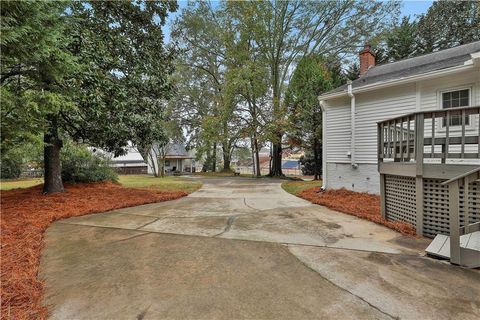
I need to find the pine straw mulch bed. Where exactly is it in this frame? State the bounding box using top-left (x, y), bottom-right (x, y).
top-left (298, 187), bottom-right (416, 236)
top-left (1, 182), bottom-right (187, 320)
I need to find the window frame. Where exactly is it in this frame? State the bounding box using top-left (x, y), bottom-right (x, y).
top-left (437, 86), bottom-right (473, 128)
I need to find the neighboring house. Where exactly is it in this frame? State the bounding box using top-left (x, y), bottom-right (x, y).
top-left (110, 143), bottom-right (194, 175)
top-left (149, 143), bottom-right (195, 174)
top-left (319, 41), bottom-right (480, 194)
top-left (109, 147), bottom-right (148, 174)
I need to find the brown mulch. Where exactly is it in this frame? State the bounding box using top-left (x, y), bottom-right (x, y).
top-left (0, 182), bottom-right (187, 320)
top-left (298, 187), bottom-right (416, 236)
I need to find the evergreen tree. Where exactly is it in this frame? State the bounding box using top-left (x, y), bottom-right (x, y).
top-left (285, 55), bottom-right (334, 180)
top-left (345, 62), bottom-right (360, 81)
top-left (417, 0), bottom-right (480, 54)
top-left (385, 16), bottom-right (418, 62)
top-left (1, 1), bottom-right (177, 193)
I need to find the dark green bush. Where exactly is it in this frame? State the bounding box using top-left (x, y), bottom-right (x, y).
top-left (0, 155), bottom-right (22, 179)
top-left (61, 143), bottom-right (117, 183)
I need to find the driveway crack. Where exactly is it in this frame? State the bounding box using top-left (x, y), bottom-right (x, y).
top-left (243, 198), bottom-right (258, 211)
top-left (286, 246), bottom-right (398, 320)
top-left (214, 215), bottom-right (238, 237)
top-left (136, 218), bottom-right (160, 230)
top-left (113, 232), bottom-right (150, 243)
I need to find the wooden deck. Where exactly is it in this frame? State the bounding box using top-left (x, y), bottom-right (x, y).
top-left (377, 106), bottom-right (480, 237)
top-left (377, 106), bottom-right (480, 267)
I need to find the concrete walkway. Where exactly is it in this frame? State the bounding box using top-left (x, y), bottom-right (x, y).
top-left (40, 177), bottom-right (480, 319)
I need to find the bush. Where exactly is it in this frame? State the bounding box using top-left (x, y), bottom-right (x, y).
top-left (0, 155), bottom-right (22, 179)
top-left (299, 151), bottom-right (322, 176)
top-left (61, 143), bottom-right (117, 183)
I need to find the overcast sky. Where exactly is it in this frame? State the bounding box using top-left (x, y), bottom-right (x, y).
top-left (163, 0), bottom-right (434, 43)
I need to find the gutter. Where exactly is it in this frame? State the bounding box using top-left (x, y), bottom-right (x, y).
top-left (319, 100), bottom-right (327, 190)
top-left (319, 63), bottom-right (475, 100)
top-left (347, 81), bottom-right (358, 169)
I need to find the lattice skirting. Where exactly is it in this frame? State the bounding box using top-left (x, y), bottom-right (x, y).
top-left (423, 178), bottom-right (480, 238)
top-left (385, 174), bottom-right (480, 238)
top-left (384, 175), bottom-right (416, 226)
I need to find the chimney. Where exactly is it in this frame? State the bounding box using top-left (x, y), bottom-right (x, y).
top-left (359, 43), bottom-right (375, 76)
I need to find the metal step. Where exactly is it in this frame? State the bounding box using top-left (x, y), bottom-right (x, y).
top-left (425, 231), bottom-right (480, 268)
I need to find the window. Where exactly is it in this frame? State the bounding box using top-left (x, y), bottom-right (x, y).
top-left (442, 89), bottom-right (470, 126)
top-left (165, 160), bottom-right (170, 166)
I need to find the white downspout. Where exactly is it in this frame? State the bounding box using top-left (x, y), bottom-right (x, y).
top-left (319, 100), bottom-right (327, 190)
top-left (347, 80), bottom-right (358, 168)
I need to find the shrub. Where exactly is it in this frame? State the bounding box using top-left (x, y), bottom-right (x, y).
top-left (0, 155), bottom-right (22, 179)
top-left (61, 143), bottom-right (117, 183)
top-left (298, 154), bottom-right (318, 176)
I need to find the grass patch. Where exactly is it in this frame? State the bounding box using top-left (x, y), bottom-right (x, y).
top-left (1, 178), bottom-right (44, 190)
top-left (118, 174), bottom-right (202, 194)
top-left (193, 172), bottom-right (253, 178)
top-left (281, 180), bottom-right (322, 195)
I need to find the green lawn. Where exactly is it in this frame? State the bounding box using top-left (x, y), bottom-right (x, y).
top-left (118, 175), bottom-right (202, 194)
top-left (193, 171), bottom-right (253, 178)
top-left (1, 178), bottom-right (43, 191)
top-left (1, 175), bottom-right (202, 194)
top-left (281, 180), bottom-right (322, 196)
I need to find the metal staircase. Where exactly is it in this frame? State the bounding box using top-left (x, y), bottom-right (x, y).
top-left (425, 167), bottom-right (480, 268)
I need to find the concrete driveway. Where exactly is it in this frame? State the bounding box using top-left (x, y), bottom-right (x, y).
top-left (40, 177), bottom-right (480, 320)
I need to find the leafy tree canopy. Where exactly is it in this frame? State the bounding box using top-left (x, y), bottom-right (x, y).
top-left (1, 1), bottom-right (178, 192)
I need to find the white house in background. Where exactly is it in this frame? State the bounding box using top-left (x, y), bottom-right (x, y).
top-left (107, 146), bottom-right (147, 174)
top-left (110, 143), bottom-right (195, 175)
top-left (148, 143), bottom-right (195, 174)
top-left (319, 41), bottom-right (480, 194)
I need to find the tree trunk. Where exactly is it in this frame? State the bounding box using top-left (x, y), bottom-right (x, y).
top-left (212, 142), bottom-right (217, 172)
top-left (43, 115), bottom-right (64, 194)
top-left (223, 156), bottom-right (231, 172)
top-left (222, 142), bottom-right (231, 172)
top-left (250, 138), bottom-right (256, 176)
top-left (313, 139), bottom-right (320, 180)
top-left (253, 135), bottom-right (261, 177)
top-left (269, 63), bottom-right (283, 177)
top-left (203, 144), bottom-right (211, 172)
top-left (160, 153), bottom-right (166, 177)
top-left (269, 139), bottom-right (283, 177)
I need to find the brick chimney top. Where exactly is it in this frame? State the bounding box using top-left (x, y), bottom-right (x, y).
top-left (359, 43), bottom-right (375, 76)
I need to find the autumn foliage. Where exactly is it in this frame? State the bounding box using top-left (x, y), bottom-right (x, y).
top-left (0, 182), bottom-right (186, 320)
top-left (298, 187), bottom-right (416, 236)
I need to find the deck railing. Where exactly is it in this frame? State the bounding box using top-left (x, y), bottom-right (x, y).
top-left (441, 167), bottom-right (480, 267)
top-left (377, 106), bottom-right (480, 240)
top-left (378, 106), bottom-right (480, 164)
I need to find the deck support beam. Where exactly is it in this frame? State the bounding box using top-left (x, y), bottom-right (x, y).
top-left (448, 180), bottom-right (461, 265)
top-left (414, 114), bottom-right (425, 235)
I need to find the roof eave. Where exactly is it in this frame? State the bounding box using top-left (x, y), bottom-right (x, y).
top-left (319, 62), bottom-right (475, 101)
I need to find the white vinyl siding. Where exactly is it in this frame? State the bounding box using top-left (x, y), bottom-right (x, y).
top-left (323, 67), bottom-right (479, 192)
top-left (354, 84), bottom-right (416, 163)
top-left (419, 69), bottom-right (480, 110)
top-left (325, 98), bottom-right (351, 163)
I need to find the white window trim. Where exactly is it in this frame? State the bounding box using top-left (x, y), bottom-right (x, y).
top-left (436, 85), bottom-right (474, 131)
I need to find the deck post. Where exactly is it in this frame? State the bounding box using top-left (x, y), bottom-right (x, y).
top-left (464, 175), bottom-right (470, 233)
top-left (377, 123), bottom-right (387, 219)
top-left (449, 180), bottom-right (461, 265)
top-left (414, 113), bottom-right (424, 235)
top-left (380, 174), bottom-right (386, 218)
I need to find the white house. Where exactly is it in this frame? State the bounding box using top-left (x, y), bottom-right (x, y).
top-left (319, 41), bottom-right (480, 194)
top-left (148, 143), bottom-right (195, 174)
top-left (110, 143), bottom-right (195, 175)
top-left (110, 146), bottom-right (148, 174)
